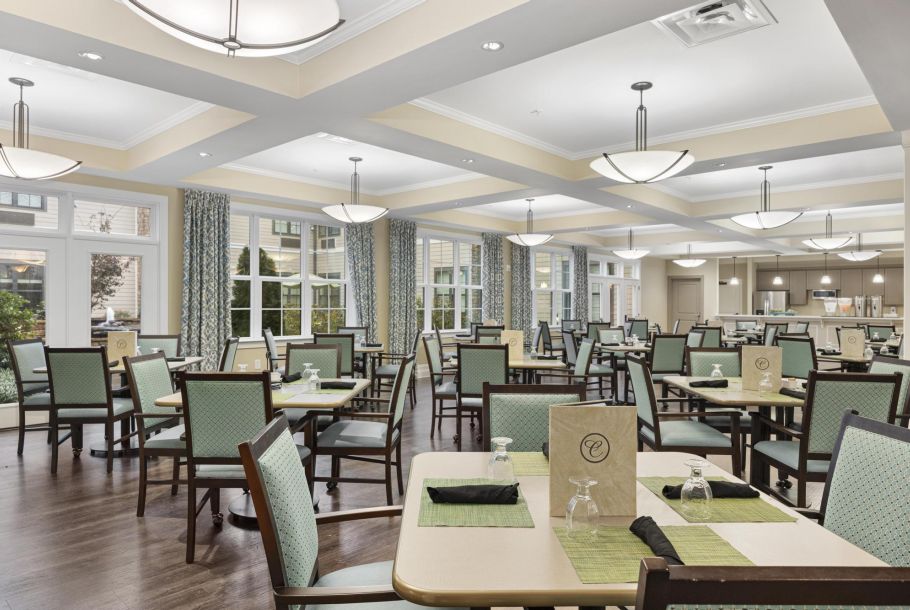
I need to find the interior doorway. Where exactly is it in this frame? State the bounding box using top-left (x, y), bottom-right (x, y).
top-left (669, 277), bottom-right (703, 334)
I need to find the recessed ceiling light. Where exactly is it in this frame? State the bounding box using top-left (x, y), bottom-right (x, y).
top-left (78, 51), bottom-right (103, 61)
top-left (462, 158), bottom-right (474, 164)
top-left (481, 41), bottom-right (504, 51)
top-left (530, 109), bottom-right (542, 116)
top-left (198, 152), bottom-right (212, 158)
top-left (716, 161), bottom-right (726, 167)
top-left (626, 204), bottom-right (633, 209)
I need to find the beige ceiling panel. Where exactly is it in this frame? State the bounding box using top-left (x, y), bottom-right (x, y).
top-left (414, 209), bottom-right (521, 233)
top-left (533, 210), bottom-right (649, 233)
top-left (381, 176), bottom-right (525, 210)
top-left (605, 184), bottom-right (691, 216)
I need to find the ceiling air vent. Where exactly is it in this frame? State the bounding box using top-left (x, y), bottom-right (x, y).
top-left (652, 0), bottom-right (777, 47)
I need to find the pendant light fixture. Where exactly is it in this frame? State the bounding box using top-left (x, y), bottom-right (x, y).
top-left (837, 233), bottom-right (881, 262)
top-left (322, 157), bottom-right (388, 224)
top-left (506, 198), bottom-right (553, 247)
top-left (672, 244), bottom-right (706, 268)
top-left (612, 228), bottom-right (650, 260)
top-left (730, 166), bottom-right (802, 229)
top-left (772, 255), bottom-right (784, 286)
top-left (589, 82), bottom-right (694, 184)
top-left (820, 253), bottom-right (832, 285)
top-left (729, 256), bottom-right (740, 286)
top-left (124, 0), bottom-right (344, 57)
top-left (872, 254), bottom-right (884, 284)
top-left (0, 78), bottom-right (82, 180)
top-left (802, 211), bottom-right (852, 250)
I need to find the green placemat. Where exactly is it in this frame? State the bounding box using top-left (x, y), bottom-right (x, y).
top-left (511, 452), bottom-right (549, 476)
top-left (639, 477), bottom-right (796, 523)
top-left (418, 478), bottom-right (534, 528)
top-left (554, 525), bottom-right (752, 583)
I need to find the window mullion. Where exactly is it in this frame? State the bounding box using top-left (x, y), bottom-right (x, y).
top-left (250, 214), bottom-right (262, 339)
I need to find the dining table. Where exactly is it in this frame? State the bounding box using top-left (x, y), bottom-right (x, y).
top-left (393, 451), bottom-right (883, 608)
top-left (446, 354), bottom-right (566, 383)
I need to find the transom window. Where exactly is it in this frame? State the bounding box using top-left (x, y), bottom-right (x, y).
top-left (416, 235), bottom-right (482, 331)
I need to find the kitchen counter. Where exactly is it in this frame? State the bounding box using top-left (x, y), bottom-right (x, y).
top-left (715, 314), bottom-right (902, 345)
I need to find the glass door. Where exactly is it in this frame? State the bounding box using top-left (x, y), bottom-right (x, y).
top-left (0, 235), bottom-right (66, 347)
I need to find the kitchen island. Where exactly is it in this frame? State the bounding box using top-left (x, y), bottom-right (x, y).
top-left (715, 314), bottom-right (902, 345)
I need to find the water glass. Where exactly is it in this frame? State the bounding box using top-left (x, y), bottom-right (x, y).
top-left (565, 477), bottom-right (599, 539)
top-left (864, 346), bottom-right (875, 360)
top-left (710, 363), bottom-right (724, 378)
top-left (301, 363), bottom-right (314, 391)
top-left (758, 372), bottom-right (773, 394)
top-left (487, 437), bottom-right (515, 482)
top-left (151, 347), bottom-right (161, 354)
top-left (238, 363), bottom-right (248, 373)
top-left (310, 369), bottom-right (321, 392)
top-left (873, 331), bottom-right (880, 341)
top-left (680, 459), bottom-right (712, 521)
top-left (529, 348), bottom-right (538, 360)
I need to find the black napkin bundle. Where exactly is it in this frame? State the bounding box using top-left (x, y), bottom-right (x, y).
top-left (320, 380), bottom-right (357, 390)
top-left (661, 480), bottom-right (758, 500)
top-left (629, 516), bottom-right (684, 566)
top-left (365, 342), bottom-right (383, 348)
top-left (689, 379), bottom-right (728, 388)
top-left (107, 360), bottom-right (120, 368)
top-left (166, 356), bottom-right (186, 362)
top-left (537, 354), bottom-right (558, 360)
top-left (779, 388), bottom-right (806, 400)
top-left (820, 349), bottom-right (842, 355)
top-left (602, 342), bottom-right (621, 347)
top-left (427, 483), bottom-right (519, 504)
top-left (281, 372), bottom-right (302, 384)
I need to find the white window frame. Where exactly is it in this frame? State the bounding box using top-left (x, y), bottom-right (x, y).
top-left (230, 202), bottom-right (354, 340)
top-left (587, 253), bottom-right (641, 323)
top-left (416, 232), bottom-right (483, 332)
top-left (531, 247), bottom-right (573, 326)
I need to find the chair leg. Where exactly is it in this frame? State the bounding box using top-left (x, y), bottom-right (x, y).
top-left (797, 479), bottom-right (807, 508)
top-left (50, 419), bottom-right (59, 475)
top-left (105, 422), bottom-right (114, 474)
top-left (384, 454), bottom-right (393, 506)
top-left (171, 457), bottom-right (181, 495)
top-left (17, 406), bottom-right (25, 456)
top-left (430, 397), bottom-right (437, 439)
top-left (395, 442), bottom-right (404, 495)
top-left (455, 406), bottom-right (463, 451)
top-left (137, 455), bottom-right (148, 517)
top-left (211, 488), bottom-right (222, 525)
top-left (186, 483), bottom-right (196, 564)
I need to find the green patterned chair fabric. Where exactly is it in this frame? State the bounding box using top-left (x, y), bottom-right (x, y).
top-left (806, 376), bottom-right (897, 455)
top-left (562, 331), bottom-right (578, 366)
top-left (457, 346), bottom-right (507, 396)
top-left (477, 336), bottom-right (500, 345)
top-left (686, 331), bottom-right (704, 348)
top-left (688, 349), bottom-right (741, 377)
top-left (735, 320), bottom-right (757, 330)
top-left (650, 336), bottom-right (686, 374)
top-left (764, 324), bottom-right (786, 346)
top-left (598, 328), bottom-right (625, 344)
top-left (868, 325), bottom-right (896, 341)
top-left (137, 335), bottom-right (180, 358)
top-left (794, 321), bottom-right (810, 334)
top-left (587, 322), bottom-right (611, 341)
top-left (869, 357), bottom-right (910, 418)
top-left (423, 337), bottom-right (445, 385)
top-left (10, 339), bottom-right (48, 394)
top-left (47, 350), bottom-right (108, 405)
top-left (219, 338), bottom-right (239, 372)
top-left (629, 319), bottom-right (648, 339)
top-left (627, 357), bottom-right (655, 427)
top-left (338, 326), bottom-right (368, 346)
top-left (314, 334), bottom-right (354, 376)
top-left (126, 354), bottom-right (177, 428)
top-left (391, 358), bottom-right (416, 428)
top-left (476, 327), bottom-right (503, 342)
top-left (778, 337), bottom-right (816, 379)
top-left (286, 345), bottom-right (341, 378)
top-left (184, 377), bottom-right (267, 459)
top-left (573, 339), bottom-right (595, 375)
top-left (488, 392), bottom-right (582, 451)
top-left (696, 327), bottom-right (721, 348)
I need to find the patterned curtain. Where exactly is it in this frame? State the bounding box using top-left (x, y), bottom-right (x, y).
top-left (572, 245), bottom-right (589, 323)
top-left (345, 222), bottom-right (378, 342)
top-left (481, 233), bottom-right (504, 323)
top-left (181, 189), bottom-right (232, 370)
top-left (511, 244), bottom-right (533, 338)
top-left (388, 219), bottom-right (417, 354)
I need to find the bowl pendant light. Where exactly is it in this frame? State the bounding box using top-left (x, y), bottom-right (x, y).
top-left (322, 157), bottom-right (388, 224)
top-left (772, 254), bottom-right (784, 286)
top-left (612, 228), bottom-right (650, 260)
top-left (729, 256), bottom-right (740, 285)
top-left (837, 233), bottom-right (881, 262)
top-left (589, 82), bottom-right (694, 184)
top-left (673, 244), bottom-right (706, 268)
top-left (730, 166), bottom-right (802, 229)
top-left (0, 78), bottom-right (82, 180)
top-left (872, 253), bottom-right (884, 284)
top-left (820, 253), bottom-right (832, 285)
top-left (506, 198), bottom-right (553, 247)
top-left (803, 211), bottom-right (852, 250)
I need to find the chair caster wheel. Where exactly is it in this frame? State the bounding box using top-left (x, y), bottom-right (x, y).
top-left (326, 481), bottom-right (338, 492)
top-left (212, 513), bottom-right (224, 526)
top-left (775, 479), bottom-right (792, 489)
top-left (72, 448), bottom-right (82, 457)
top-left (469, 422), bottom-right (475, 429)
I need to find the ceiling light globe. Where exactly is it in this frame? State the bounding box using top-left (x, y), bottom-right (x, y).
top-left (672, 258), bottom-right (706, 268)
top-left (837, 250), bottom-right (881, 262)
top-left (0, 146), bottom-right (82, 180)
top-left (772, 275), bottom-right (784, 286)
top-left (506, 233), bottom-right (553, 247)
top-left (730, 210), bottom-right (803, 230)
top-left (872, 273), bottom-right (885, 284)
top-left (590, 150), bottom-right (694, 184)
top-left (729, 276), bottom-right (740, 286)
top-left (802, 236), bottom-right (853, 250)
top-left (322, 203), bottom-right (388, 224)
top-left (612, 249), bottom-right (649, 260)
top-left (820, 274), bottom-right (832, 285)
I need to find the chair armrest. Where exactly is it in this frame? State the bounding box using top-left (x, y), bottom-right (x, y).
top-left (895, 413), bottom-right (909, 423)
top-left (315, 505), bottom-right (403, 524)
top-left (134, 411), bottom-right (183, 419)
top-left (270, 355), bottom-right (286, 361)
top-left (275, 584), bottom-right (399, 605)
top-left (758, 416), bottom-right (804, 438)
top-left (372, 353), bottom-right (408, 366)
top-left (350, 396), bottom-right (390, 406)
top-left (657, 409), bottom-right (741, 420)
top-left (793, 507), bottom-right (823, 521)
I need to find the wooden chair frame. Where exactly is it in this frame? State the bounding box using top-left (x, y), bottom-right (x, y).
top-left (284, 343), bottom-right (342, 379)
top-left (314, 333), bottom-right (356, 377)
top-left (370, 330), bottom-right (420, 407)
top-left (480, 383), bottom-right (585, 449)
top-left (775, 335), bottom-right (817, 379)
top-left (7, 338), bottom-right (52, 455)
top-left (218, 337), bottom-right (240, 372)
top-left (137, 333), bottom-right (182, 357)
top-left (421, 335), bottom-right (457, 439)
top-left (262, 328), bottom-right (285, 373)
top-left (455, 344), bottom-right (509, 451)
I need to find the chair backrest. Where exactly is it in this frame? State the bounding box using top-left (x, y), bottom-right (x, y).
top-left (671, 319), bottom-right (680, 334)
top-left (531, 324), bottom-right (543, 352)
top-left (239, 415), bottom-right (319, 593)
top-left (45, 346), bottom-right (111, 410)
top-left (482, 383), bottom-right (585, 451)
top-left (137, 334), bottom-right (181, 358)
top-left (388, 355), bottom-right (416, 430)
top-left (868, 324), bottom-right (896, 341)
top-left (694, 326), bottom-right (721, 348)
top-left (469, 322), bottom-right (481, 336)
top-left (587, 322), bottom-right (611, 341)
top-left (626, 355), bottom-right (658, 432)
top-left (562, 330), bottom-right (578, 366)
top-left (422, 336), bottom-right (444, 384)
top-left (685, 329), bottom-right (704, 348)
top-left (538, 321), bottom-right (555, 349)
top-left (794, 321), bottom-right (810, 334)
top-left (456, 344), bottom-right (508, 397)
top-left (573, 338), bottom-right (595, 376)
top-left (686, 347), bottom-right (741, 377)
top-left (649, 335), bottom-right (687, 374)
top-left (409, 329), bottom-right (422, 355)
top-left (777, 336), bottom-right (817, 379)
top-left (262, 328), bottom-right (279, 370)
top-left (735, 319), bottom-right (757, 331)
top-left (313, 333), bottom-right (354, 376)
top-left (181, 371), bottom-right (271, 462)
top-left (285, 343), bottom-right (341, 378)
top-left (477, 335), bottom-right (500, 345)
top-left (561, 319), bottom-right (582, 332)
top-left (219, 337), bottom-right (240, 372)
top-left (123, 352), bottom-right (176, 431)
top-left (7, 338), bottom-right (48, 399)
top-left (338, 326), bottom-right (369, 346)
top-left (629, 319), bottom-right (648, 339)
top-left (869, 355), bottom-right (910, 422)
top-left (764, 322), bottom-right (787, 346)
top-left (475, 326), bottom-right (504, 342)
top-left (635, 557), bottom-right (910, 610)
top-left (803, 371), bottom-right (901, 457)
top-left (598, 327), bottom-right (625, 344)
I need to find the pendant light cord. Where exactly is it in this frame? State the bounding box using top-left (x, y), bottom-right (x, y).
top-left (761, 167), bottom-right (771, 213)
top-left (635, 89), bottom-right (647, 152)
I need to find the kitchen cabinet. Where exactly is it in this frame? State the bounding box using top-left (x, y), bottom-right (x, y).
top-left (807, 268), bottom-right (840, 290)
top-left (788, 269), bottom-right (807, 305)
top-left (862, 268), bottom-right (885, 297)
top-left (884, 267), bottom-right (904, 306)
top-left (840, 268), bottom-right (863, 297)
top-left (757, 270), bottom-right (788, 291)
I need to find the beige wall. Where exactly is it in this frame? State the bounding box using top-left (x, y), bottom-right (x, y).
top-left (665, 258), bottom-right (720, 324)
top-left (640, 257), bottom-right (668, 329)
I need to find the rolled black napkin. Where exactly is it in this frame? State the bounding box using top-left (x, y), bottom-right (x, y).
top-left (365, 342), bottom-right (383, 348)
top-left (166, 356), bottom-right (186, 362)
top-left (320, 380), bottom-right (357, 390)
top-left (602, 342), bottom-right (621, 347)
top-left (427, 483), bottom-right (519, 504)
top-left (779, 388), bottom-right (806, 400)
top-left (108, 360), bottom-right (119, 368)
top-left (689, 379), bottom-right (728, 388)
top-left (820, 349), bottom-right (842, 355)
top-left (629, 516), bottom-right (684, 566)
top-left (281, 372), bottom-right (302, 384)
top-left (455, 334), bottom-right (472, 338)
top-left (661, 480), bottom-right (758, 500)
top-left (542, 442), bottom-right (549, 459)
top-left (537, 354), bottom-right (558, 360)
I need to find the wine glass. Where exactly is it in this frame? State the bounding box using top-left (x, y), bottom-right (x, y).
top-left (758, 372), bottom-right (773, 394)
top-left (566, 477), bottom-right (599, 539)
top-left (487, 437), bottom-right (515, 482)
top-left (710, 363), bottom-right (724, 378)
top-left (680, 459), bottom-right (712, 521)
top-left (864, 345), bottom-right (874, 361)
top-left (310, 369), bottom-right (321, 392)
top-left (873, 331), bottom-right (880, 341)
top-left (301, 363), bottom-right (314, 391)
top-left (238, 363), bottom-right (248, 373)
top-left (880, 345), bottom-right (890, 355)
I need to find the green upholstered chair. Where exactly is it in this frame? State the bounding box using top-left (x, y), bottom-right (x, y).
top-left (628, 319), bottom-right (649, 341)
top-left (635, 557), bottom-right (910, 610)
top-left (561, 330), bottom-right (579, 366)
top-left (262, 328), bottom-right (285, 374)
top-left (750, 370), bottom-right (901, 507)
top-left (137, 334), bottom-right (181, 358)
top-left (423, 335), bottom-right (457, 439)
top-left (475, 325), bottom-right (504, 343)
top-left (181, 371), bottom-right (312, 563)
top-left (869, 355), bottom-right (910, 427)
top-left (647, 335), bottom-right (687, 397)
top-left (536, 321), bottom-right (564, 358)
top-left (693, 326), bottom-right (722, 348)
top-left (867, 324), bottom-right (896, 342)
top-left (314, 333), bottom-right (355, 377)
top-left (685, 346), bottom-right (748, 466)
top-left (735, 320), bottom-right (758, 331)
top-left (338, 326), bottom-right (370, 376)
top-left (123, 352), bottom-right (183, 517)
top-left (239, 415), bottom-right (466, 610)
top-left (282, 343), bottom-right (342, 432)
top-left (477, 335), bottom-right (500, 345)
top-left (45, 346), bottom-right (134, 475)
top-left (541, 338), bottom-right (615, 401)
top-left (586, 321), bottom-right (611, 341)
top-left (7, 338), bottom-right (51, 456)
top-left (763, 322), bottom-right (788, 347)
top-left (218, 337), bottom-right (240, 372)
top-left (314, 355), bottom-right (415, 505)
top-left (598, 328), bottom-right (625, 344)
top-left (561, 319), bottom-right (582, 332)
top-left (685, 329), bottom-right (705, 348)
top-left (455, 344), bottom-right (508, 451)
top-left (793, 320), bottom-right (810, 334)
top-left (370, 329), bottom-right (420, 407)
top-left (777, 335), bottom-right (817, 379)
top-left (434, 326), bottom-right (456, 362)
top-left (481, 383), bottom-right (585, 451)
top-left (627, 355), bottom-right (742, 478)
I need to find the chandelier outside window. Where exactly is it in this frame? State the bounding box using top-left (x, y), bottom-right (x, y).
top-left (589, 82), bottom-right (694, 184)
top-left (505, 199), bottom-right (553, 247)
top-left (837, 233), bottom-right (881, 262)
top-left (802, 211), bottom-right (852, 250)
top-left (672, 244), bottom-right (706, 268)
top-left (0, 78), bottom-right (82, 180)
top-left (612, 228), bottom-right (649, 260)
top-left (730, 166), bottom-right (802, 229)
top-left (124, 0), bottom-right (344, 57)
top-left (729, 256), bottom-right (740, 285)
top-left (322, 157), bottom-right (388, 224)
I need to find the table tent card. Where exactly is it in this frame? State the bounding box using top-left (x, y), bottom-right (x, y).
top-left (500, 330), bottom-right (524, 360)
top-left (548, 402), bottom-right (636, 518)
top-left (839, 328), bottom-right (866, 359)
top-left (741, 345), bottom-right (782, 392)
top-left (106, 330), bottom-right (137, 367)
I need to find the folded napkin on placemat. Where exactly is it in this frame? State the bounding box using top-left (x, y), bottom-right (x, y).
top-left (661, 480), bottom-right (758, 500)
top-left (365, 342), bottom-right (383, 348)
top-left (820, 349), bottom-right (842, 355)
top-left (166, 356), bottom-right (186, 362)
top-left (427, 483), bottom-right (519, 504)
top-left (455, 334), bottom-right (471, 338)
top-left (542, 442), bottom-right (549, 459)
top-left (689, 379), bottom-right (728, 388)
top-left (320, 380), bottom-right (357, 390)
top-left (536, 355), bottom-right (558, 360)
top-left (281, 372), bottom-right (302, 384)
top-left (779, 388), bottom-right (806, 400)
top-left (602, 342), bottom-right (620, 347)
top-left (629, 516), bottom-right (684, 566)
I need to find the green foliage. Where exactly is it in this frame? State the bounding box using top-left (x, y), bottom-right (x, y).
top-left (0, 368), bottom-right (16, 403)
top-left (0, 290), bottom-right (37, 369)
top-left (91, 254), bottom-right (130, 311)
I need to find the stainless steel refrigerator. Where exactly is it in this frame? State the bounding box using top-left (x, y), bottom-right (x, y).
top-left (754, 291), bottom-right (789, 315)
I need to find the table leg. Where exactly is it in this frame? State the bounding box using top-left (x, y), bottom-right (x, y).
top-left (752, 409), bottom-right (770, 489)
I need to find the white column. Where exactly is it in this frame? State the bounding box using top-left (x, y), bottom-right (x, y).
top-left (903, 131), bottom-right (910, 356)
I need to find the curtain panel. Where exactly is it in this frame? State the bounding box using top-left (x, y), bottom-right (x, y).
top-left (345, 222), bottom-right (378, 342)
top-left (181, 189), bottom-right (232, 370)
top-left (481, 233), bottom-right (505, 324)
top-left (572, 245), bottom-right (589, 323)
top-left (511, 244), bottom-right (533, 340)
top-left (388, 219), bottom-right (417, 355)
